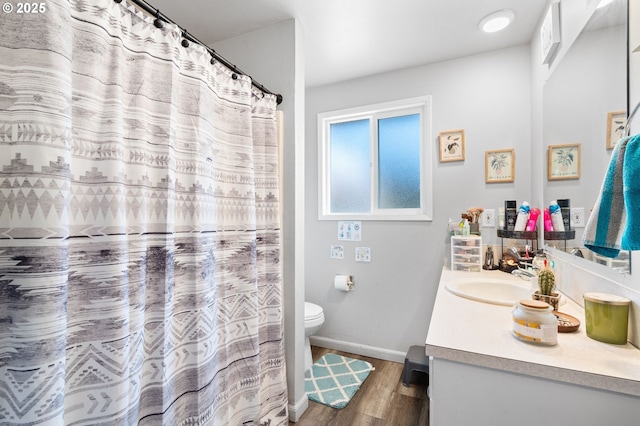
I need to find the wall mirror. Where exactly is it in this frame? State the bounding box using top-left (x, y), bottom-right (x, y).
top-left (542, 0), bottom-right (630, 274)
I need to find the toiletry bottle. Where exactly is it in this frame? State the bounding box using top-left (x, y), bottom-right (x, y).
top-left (498, 207), bottom-right (505, 229)
top-left (462, 219), bottom-right (470, 236)
top-left (448, 217), bottom-right (457, 236)
top-left (514, 201), bottom-right (530, 232)
top-left (549, 200), bottom-right (565, 232)
top-left (544, 208), bottom-right (554, 232)
top-left (533, 252), bottom-right (546, 271)
top-left (557, 199), bottom-right (571, 231)
top-left (505, 200), bottom-right (517, 231)
top-left (526, 208), bottom-right (540, 232)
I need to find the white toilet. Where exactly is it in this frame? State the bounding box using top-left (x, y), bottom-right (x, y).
top-left (304, 302), bottom-right (325, 374)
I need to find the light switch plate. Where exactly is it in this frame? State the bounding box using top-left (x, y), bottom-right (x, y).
top-left (482, 209), bottom-right (496, 227)
top-left (571, 207), bottom-right (585, 228)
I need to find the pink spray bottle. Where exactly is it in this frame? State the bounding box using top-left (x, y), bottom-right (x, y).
top-left (526, 208), bottom-right (541, 232)
top-left (543, 208), bottom-right (554, 232)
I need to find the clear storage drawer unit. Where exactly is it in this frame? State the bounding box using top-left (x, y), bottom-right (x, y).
top-left (451, 236), bottom-right (482, 272)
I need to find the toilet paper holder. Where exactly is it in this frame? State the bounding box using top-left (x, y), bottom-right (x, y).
top-left (335, 274), bottom-right (354, 291)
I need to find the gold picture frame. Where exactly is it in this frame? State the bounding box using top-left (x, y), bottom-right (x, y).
top-left (548, 143), bottom-right (581, 180)
top-left (485, 149), bottom-right (514, 183)
top-left (438, 129), bottom-right (465, 162)
top-left (606, 110), bottom-right (626, 149)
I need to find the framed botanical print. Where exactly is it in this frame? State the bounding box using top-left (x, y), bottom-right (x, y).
top-left (439, 129), bottom-right (465, 162)
top-left (606, 110), bottom-right (626, 149)
top-left (548, 143), bottom-right (581, 180)
top-left (485, 149), bottom-right (514, 183)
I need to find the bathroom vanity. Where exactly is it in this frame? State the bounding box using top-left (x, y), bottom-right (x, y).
top-left (426, 268), bottom-right (640, 426)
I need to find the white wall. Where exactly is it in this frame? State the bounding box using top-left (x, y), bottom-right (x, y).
top-left (543, 24), bottom-right (627, 244)
top-left (212, 19), bottom-right (309, 421)
top-left (531, 0), bottom-right (598, 219)
top-left (305, 45), bottom-right (532, 359)
top-left (532, 0), bottom-right (606, 218)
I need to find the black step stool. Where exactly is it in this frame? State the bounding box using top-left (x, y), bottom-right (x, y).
top-left (402, 345), bottom-right (429, 388)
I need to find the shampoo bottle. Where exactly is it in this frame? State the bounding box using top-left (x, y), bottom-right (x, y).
top-left (557, 199), bottom-right (571, 231)
top-left (505, 200), bottom-right (517, 230)
top-left (549, 200), bottom-right (565, 232)
top-left (514, 201), bottom-right (530, 232)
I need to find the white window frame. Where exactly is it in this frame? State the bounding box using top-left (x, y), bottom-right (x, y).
top-left (318, 96), bottom-right (433, 221)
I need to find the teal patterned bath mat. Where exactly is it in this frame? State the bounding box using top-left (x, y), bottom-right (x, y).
top-left (305, 353), bottom-right (374, 409)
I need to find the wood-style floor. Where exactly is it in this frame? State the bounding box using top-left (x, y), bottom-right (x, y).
top-left (290, 346), bottom-right (429, 426)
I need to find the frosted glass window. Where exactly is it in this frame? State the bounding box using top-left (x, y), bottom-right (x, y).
top-left (378, 114), bottom-right (421, 209)
top-left (318, 96), bottom-right (432, 221)
top-left (329, 119), bottom-right (371, 212)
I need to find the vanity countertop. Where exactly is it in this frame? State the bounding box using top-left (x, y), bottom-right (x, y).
top-left (426, 268), bottom-right (640, 397)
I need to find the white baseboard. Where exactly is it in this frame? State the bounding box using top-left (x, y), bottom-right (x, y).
top-left (309, 336), bottom-right (406, 363)
top-left (288, 393), bottom-right (308, 423)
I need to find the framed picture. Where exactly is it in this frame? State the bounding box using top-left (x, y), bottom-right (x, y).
top-left (548, 144), bottom-right (581, 180)
top-left (438, 129), bottom-right (465, 162)
top-left (485, 149), bottom-right (514, 183)
top-left (606, 110), bottom-right (626, 149)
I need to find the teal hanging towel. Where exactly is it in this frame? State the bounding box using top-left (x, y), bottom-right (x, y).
top-left (621, 134), bottom-right (640, 250)
top-left (582, 136), bottom-right (630, 257)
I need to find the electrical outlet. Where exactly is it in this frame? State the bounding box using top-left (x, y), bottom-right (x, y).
top-left (571, 207), bottom-right (585, 228)
top-left (482, 209), bottom-right (496, 227)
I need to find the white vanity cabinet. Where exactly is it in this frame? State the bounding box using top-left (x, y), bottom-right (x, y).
top-left (450, 236), bottom-right (482, 272)
top-left (429, 357), bottom-right (640, 426)
top-left (426, 268), bottom-right (640, 426)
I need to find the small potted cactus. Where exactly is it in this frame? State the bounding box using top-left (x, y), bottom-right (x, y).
top-left (533, 262), bottom-right (560, 311)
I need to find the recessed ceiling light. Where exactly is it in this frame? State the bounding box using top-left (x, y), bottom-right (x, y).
top-left (479, 9), bottom-right (515, 33)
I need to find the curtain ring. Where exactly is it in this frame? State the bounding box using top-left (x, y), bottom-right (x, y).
top-left (181, 31), bottom-right (189, 48)
top-left (154, 9), bottom-right (163, 29)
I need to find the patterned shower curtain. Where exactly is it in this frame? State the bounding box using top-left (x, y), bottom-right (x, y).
top-left (0, 0), bottom-right (288, 425)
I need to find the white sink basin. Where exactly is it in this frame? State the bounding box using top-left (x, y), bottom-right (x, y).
top-left (445, 278), bottom-right (534, 306)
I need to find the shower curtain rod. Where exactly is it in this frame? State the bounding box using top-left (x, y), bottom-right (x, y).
top-left (118, 0), bottom-right (283, 105)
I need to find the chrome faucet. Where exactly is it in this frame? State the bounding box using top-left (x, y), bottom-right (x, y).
top-left (511, 268), bottom-right (536, 280)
